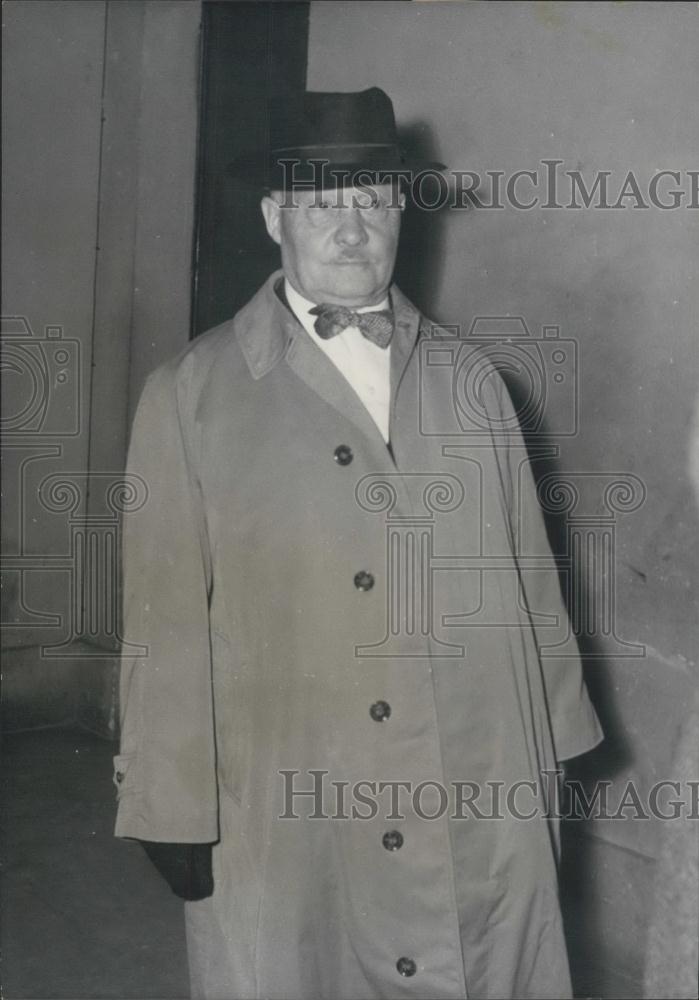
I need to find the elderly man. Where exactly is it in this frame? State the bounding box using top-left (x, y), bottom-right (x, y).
top-left (114, 88), bottom-right (602, 999)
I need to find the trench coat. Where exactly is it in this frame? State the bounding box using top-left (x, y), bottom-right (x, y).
top-left (114, 271), bottom-right (603, 1000)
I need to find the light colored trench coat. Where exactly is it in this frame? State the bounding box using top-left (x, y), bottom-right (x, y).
top-left (114, 272), bottom-right (603, 1000)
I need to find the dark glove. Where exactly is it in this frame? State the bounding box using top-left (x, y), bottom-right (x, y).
top-left (140, 841), bottom-right (214, 900)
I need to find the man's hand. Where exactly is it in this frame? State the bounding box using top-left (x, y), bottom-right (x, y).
top-left (140, 841), bottom-right (214, 901)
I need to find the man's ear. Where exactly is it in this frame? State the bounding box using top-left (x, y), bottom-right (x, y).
top-left (260, 195), bottom-right (282, 246)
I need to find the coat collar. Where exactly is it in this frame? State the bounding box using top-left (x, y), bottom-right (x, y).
top-left (234, 269), bottom-right (423, 385)
top-left (233, 270), bottom-right (298, 379)
top-left (233, 270), bottom-right (423, 451)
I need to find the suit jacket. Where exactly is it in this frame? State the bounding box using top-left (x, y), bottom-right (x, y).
top-left (114, 271), bottom-right (602, 999)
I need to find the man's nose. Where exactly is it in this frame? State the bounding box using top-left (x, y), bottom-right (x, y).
top-left (334, 209), bottom-right (369, 247)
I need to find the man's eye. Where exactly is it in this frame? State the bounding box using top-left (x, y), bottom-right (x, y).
top-left (358, 193), bottom-right (384, 211)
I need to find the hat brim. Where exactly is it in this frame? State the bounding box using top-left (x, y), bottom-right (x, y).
top-left (228, 146), bottom-right (446, 189)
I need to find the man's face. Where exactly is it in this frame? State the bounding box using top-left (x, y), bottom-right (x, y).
top-left (260, 183), bottom-right (405, 307)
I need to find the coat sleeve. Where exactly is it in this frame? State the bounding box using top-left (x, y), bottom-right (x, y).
top-left (113, 361), bottom-right (219, 843)
top-left (492, 374), bottom-right (604, 763)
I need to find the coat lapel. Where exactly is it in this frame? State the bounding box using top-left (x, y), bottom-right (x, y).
top-left (234, 271), bottom-right (423, 457)
top-left (284, 328), bottom-right (390, 450)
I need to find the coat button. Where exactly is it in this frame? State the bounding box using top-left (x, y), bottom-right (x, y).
top-left (396, 957), bottom-right (417, 977)
top-left (382, 830), bottom-right (404, 851)
top-left (333, 444), bottom-right (353, 466)
top-left (369, 700), bottom-right (391, 722)
top-left (354, 570), bottom-right (374, 591)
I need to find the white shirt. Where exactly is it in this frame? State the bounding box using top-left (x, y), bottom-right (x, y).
top-left (285, 279), bottom-right (392, 443)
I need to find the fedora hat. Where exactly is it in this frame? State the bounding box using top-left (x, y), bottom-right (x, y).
top-left (229, 87), bottom-right (445, 189)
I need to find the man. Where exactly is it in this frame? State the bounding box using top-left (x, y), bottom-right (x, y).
top-left (114, 88), bottom-right (602, 999)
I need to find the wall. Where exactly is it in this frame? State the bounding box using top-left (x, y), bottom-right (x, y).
top-left (307, 2), bottom-right (698, 996)
top-left (2, 0), bottom-right (201, 734)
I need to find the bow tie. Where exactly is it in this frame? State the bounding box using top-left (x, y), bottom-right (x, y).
top-left (309, 303), bottom-right (394, 349)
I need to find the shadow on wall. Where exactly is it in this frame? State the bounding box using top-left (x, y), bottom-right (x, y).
top-left (394, 121), bottom-right (449, 318)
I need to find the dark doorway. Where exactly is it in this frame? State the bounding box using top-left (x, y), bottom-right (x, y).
top-left (192, 1), bottom-right (310, 337)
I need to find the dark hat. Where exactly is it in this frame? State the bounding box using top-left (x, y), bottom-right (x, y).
top-left (229, 87), bottom-right (445, 189)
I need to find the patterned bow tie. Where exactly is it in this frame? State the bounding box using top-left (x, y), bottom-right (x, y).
top-left (309, 304), bottom-right (394, 349)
